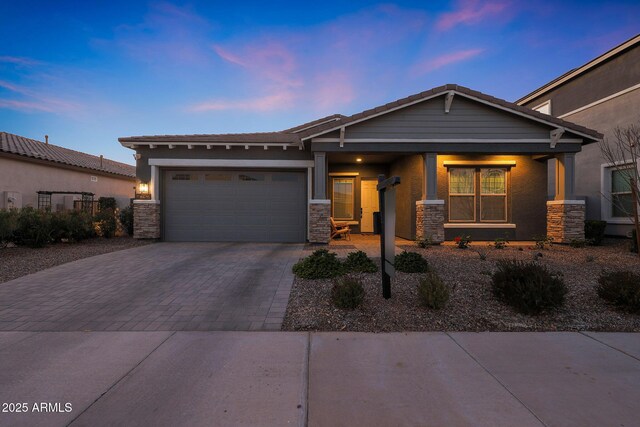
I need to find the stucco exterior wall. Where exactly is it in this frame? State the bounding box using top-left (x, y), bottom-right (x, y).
top-left (389, 155), bottom-right (423, 240)
top-left (0, 156), bottom-right (135, 209)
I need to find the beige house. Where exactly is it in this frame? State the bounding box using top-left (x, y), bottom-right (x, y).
top-left (1, 132), bottom-right (136, 210)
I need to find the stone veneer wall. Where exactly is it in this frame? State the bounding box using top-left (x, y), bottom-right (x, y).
top-left (416, 201), bottom-right (445, 243)
top-left (133, 201), bottom-right (160, 239)
top-left (308, 201), bottom-right (331, 243)
top-left (546, 201), bottom-right (585, 243)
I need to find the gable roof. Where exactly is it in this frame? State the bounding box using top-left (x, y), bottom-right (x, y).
top-left (297, 84), bottom-right (602, 141)
top-left (516, 34), bottom-right (640, 105)
top-left (281, 114), bottom-right (346, 133)
top-left (1, 132), bottom-right (136, 178)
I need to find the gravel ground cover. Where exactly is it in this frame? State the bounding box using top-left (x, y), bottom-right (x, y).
top-left (0, 237), bottom-right (152, 284)
top-left (283, 239), bottom-right (640, 332)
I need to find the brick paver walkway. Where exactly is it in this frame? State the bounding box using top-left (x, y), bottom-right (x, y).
top-left (0, 242), bottom-right (302, 331)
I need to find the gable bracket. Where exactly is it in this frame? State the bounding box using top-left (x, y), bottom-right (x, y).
top-left (444, 91), bottom-right (455, 114)
top-left (339, 127), bottom-right (346, 148)
top-left (550, 128), bottom-right (565, 148)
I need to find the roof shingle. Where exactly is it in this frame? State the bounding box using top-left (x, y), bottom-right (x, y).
top-left (1, 132), bottom-right (136, 178)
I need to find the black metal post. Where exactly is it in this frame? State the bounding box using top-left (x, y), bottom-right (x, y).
top-left (378, 174), bottom-right (391, 299)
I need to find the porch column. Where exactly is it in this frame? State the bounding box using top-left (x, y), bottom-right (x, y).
top-left (547, 153), bottom-right (585, 243)
top-left (416, 153), bottom-right (445, 243)
top-left (309, 151), bottom-right (331, 243)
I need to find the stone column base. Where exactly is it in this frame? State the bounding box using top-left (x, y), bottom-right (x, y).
top-left (546, 200), bottom-right (585, 243)
top-left (133, 200), bottom-right (161, 239)
top-left (308, 200), bottom-right (331, 243)
top-left (416, 200), bottom-right (445, 243)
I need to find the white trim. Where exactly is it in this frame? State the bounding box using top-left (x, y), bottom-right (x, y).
top-left (546, 200), bottom-right (585, 205)
top-left (329, 172), bottom-right (360, 176)
top-left (133, 199), bottom-right (161, 205)
top-left (121, 141), bottom-right (300, 149)
top-left (517, 35), bottom-right (640, 105)
top-left (148, 159), bottom-right (314, 168)
top-left (303, 89), bottom-right (598, 142)
top-left (150, 165), bottom-right (159, 200)
top-left (558, 83), bottom-right (640, 119)
top-left (309, 199), bottom-right (331, 204)
top-left (416, 199), bottom-right (445, 205)
top-left (532, 100), bottom-right (551, 115)
top-left (600, 160), bottom-right (640, 224)
top-left (444, 223), bottom-right (516, 229)
top-left (311, 137), bottom-right (583, 144)
top-left (444, 91), bottom-right (454, 113)
top-left (443, 160), bottom-right (516, 166)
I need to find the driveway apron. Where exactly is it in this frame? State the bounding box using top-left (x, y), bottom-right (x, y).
top-left (0, 242), bottom-right (303, 331)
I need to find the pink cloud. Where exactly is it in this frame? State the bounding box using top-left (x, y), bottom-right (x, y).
top-left (436, 0), bottom-right (511, 31)
top-left (189, 92), bottom-right (297, 112)
top-left (0, 79), bottom-right (82, 114)
top-left (412, 49), bottom-right (484, 75)
top-left (0, 56), bottom-right (42, 66)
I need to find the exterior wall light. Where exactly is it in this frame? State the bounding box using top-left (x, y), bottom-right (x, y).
top-left (356, 158), bottom-right (363, 162)
top-left (139, 182), bottom-right (149, 194)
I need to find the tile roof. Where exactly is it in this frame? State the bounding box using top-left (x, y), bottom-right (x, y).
top-left (296, 84), bottom-right (603, 140)
top-left (1, 132), bottom-right (136, 178)
top-left (281, 114), bottom-right (346, 133)
top-left (119, 131), bottom-right (300, 144)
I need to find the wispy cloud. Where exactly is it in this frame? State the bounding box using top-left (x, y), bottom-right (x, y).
top-left (0, 79), bottom-right (83, 115)
top-left (412, 49), bottom-right (485, 75)
top-left (0, 56), bottom-right (42, 66)
top-left (190, 92), bottom-right (296, 112)
top-left (436, 0), bottom-right (511, 31)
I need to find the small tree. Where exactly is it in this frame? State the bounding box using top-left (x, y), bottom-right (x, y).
top-left (600, 123), bottom-right (640, 258)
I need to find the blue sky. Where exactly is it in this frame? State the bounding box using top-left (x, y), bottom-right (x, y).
top-left (0, 1), bottom-right (638, 164)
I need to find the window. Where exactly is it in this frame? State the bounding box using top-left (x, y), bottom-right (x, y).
top-left (332, 177), bottom-right (355, 220)
top-left (449, 167), bottom-right (508, 223)
top-left (205, 173), bottom-right (232, 181)
top-left (172, 173), bottom-right (196, 181)
top-left (611, 167), bottom-right (634, 218)
top-left (239, 173), bottom-right (265, 181)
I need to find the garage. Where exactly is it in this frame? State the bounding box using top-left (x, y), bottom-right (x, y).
top-left (163, 169), bottom-right (307, 242)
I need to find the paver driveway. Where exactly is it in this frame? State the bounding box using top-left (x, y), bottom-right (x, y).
top-left (0, 242), bottom-right (303, 331)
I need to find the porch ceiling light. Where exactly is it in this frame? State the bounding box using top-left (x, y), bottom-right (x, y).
top-left (138, 182), bottom-right (149, 194)
top-left (356, 157), bottom-right (363, 163)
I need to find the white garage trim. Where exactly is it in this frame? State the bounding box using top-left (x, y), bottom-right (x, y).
top-left (148, 158), bottom-right (314, 168)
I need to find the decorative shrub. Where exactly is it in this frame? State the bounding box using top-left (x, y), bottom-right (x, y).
top-left (416, 236), bottom-right (435, 248)
top-left (569, 238), bottom-right (588, 248)
top-left (533, 235), bottom-right (553, 250)
top-left (119, 205), bottom-right (134, 236)
top-left (597, 271), bottom-right (640, 312)
top-left (417, 271), bottom-right (450, 309)
top-left (94, 209), bottom-right (117, 238)
top-left (394, 251), bottom-right (429, 273)
top-left (454, 235), bottom-right (472, 249)
top-left (584, 220), bottom-right (607, 246)
top-left (292, 249), bottom-right (344, 279)
top-left (331, 276), bottom-right (365, 309)
top-left (0, 209), bottom-right (18, 246)
top-left (491, 259), bottom-right (567, 315)
top-left (343, 250), bottom-right (378, 273)
top-left (493, 237), bottom-right (508, 249)
top-left (14, 207), bottom-right (52, 248)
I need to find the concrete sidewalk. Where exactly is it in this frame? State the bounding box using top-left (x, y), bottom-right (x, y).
top-left (1, 332), bottom-right (639, 427)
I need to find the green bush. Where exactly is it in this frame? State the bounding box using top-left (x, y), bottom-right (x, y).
top-left (493, 237), bottom-right (508, 249)
top-left (343, 250), bottom-right (378, 273)
top-left (0, 209), bottom-right (18, 245)
top-left (94, 208), bottom-right (117, 238)
top-left (119, 205), bottom-right (134, 236)
top-left (532, 235), bottom-right (553, 250)
top-left (569, 238), bottom-right (588, 248)
top-left (597, 271), bottom-right (640, 312)
top-left (491, 259), bottom-right (567, 315)
top-left (50, 211), bottom-right (95, 242)
top-left (417, 271), bottom-right (450, 309)
top-left (14, 207), bottom-right (53, 248)
top-left (98, 197), bottom-right (117, 211)
top-left (331, 276), bottom-right (365, 309)
top-left (585, 220), bottom-right (607, 246)
top-left (292, 249), bottom-right (344, 279)
top-left (394, 251), bottom-right (429, 273)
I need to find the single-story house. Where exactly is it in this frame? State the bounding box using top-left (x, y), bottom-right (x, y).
top-left (120, 84), bottom-right (602, 244)
top-left (1, 132), bottom-right (136, 210)
top-left (517, 33), bottom-right (640, 237)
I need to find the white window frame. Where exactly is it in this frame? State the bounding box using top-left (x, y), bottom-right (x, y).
top-left (601, 160), bottom-right (639, 224)
top-left (448, 168), bottom-right (476, 223)
top-left (331, 176), bottom-right (356, 221)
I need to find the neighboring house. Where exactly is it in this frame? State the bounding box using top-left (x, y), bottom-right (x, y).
top-left (1, 132), bottom-right (136, 210)
top-left (120, 84), bottom-right (601, 244)
top-left (517, 34), bottom-right (640, 237)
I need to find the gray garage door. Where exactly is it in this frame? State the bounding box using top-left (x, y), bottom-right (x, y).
top-left (164, 170), bottom-right (306, 242)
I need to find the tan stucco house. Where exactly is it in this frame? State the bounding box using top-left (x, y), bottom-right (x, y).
top-left (120, 84), bottom-right (601, 244)
top-left (1, 132), bottom-right (136, 210)
top-left (517, 34), bottom-right (640, 237)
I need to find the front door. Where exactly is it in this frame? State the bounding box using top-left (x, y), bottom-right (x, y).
top-left (360, 179), bottom-right (379, 233)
